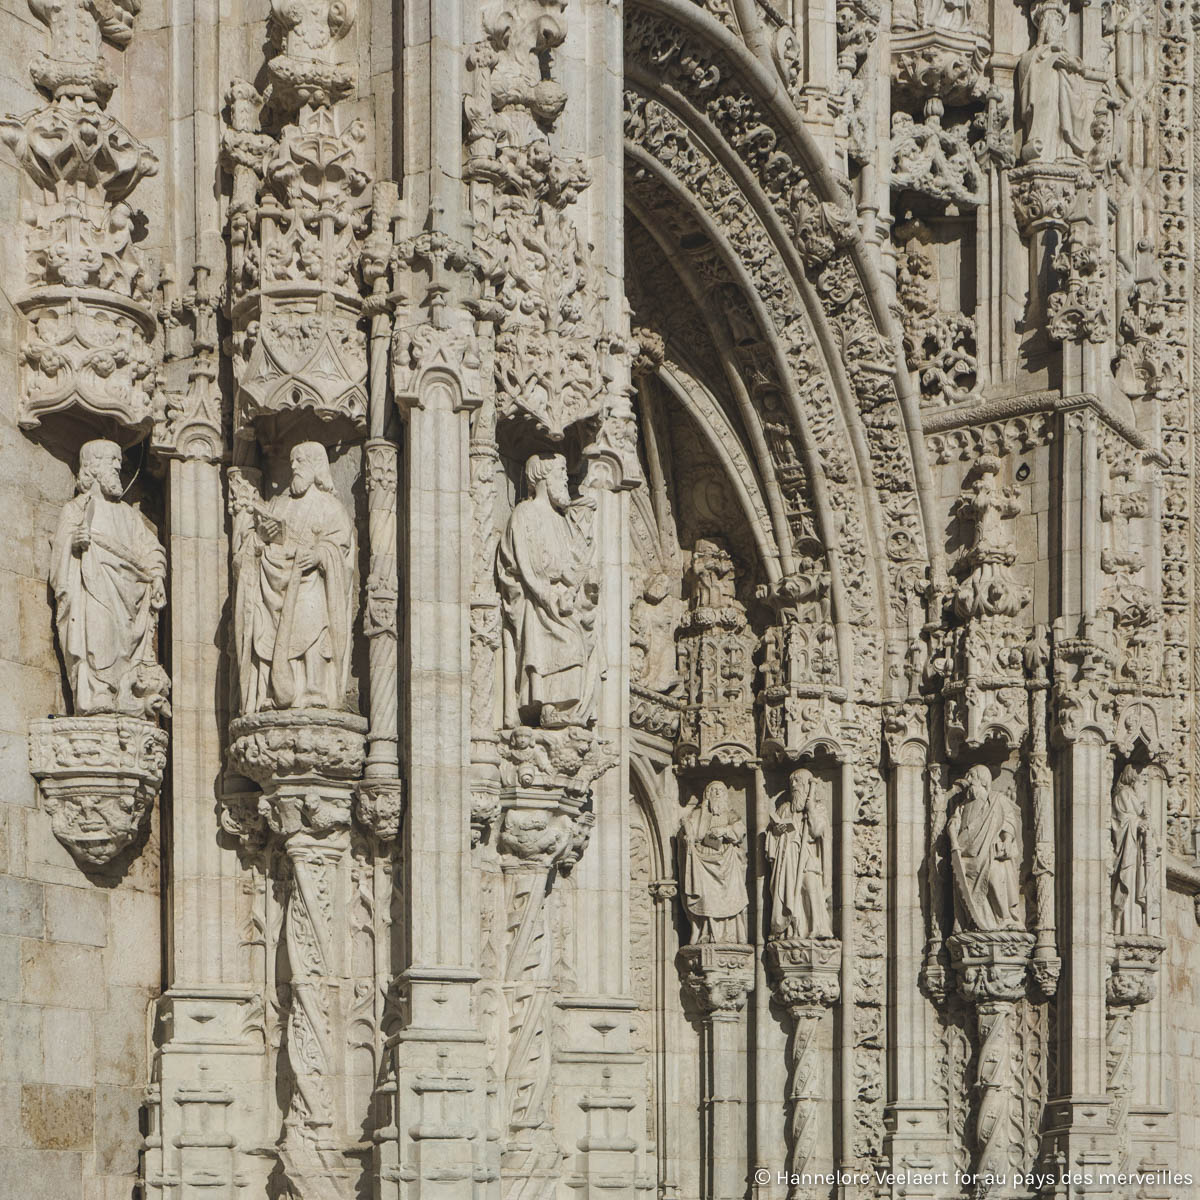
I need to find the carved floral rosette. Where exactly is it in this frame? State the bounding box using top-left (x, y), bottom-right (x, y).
top-left (1107, 934), bottom-right (1165, 1008)
top-left (29, 715), bottom-right (167, 866)
top-left (676, 942), bottom-right (756, 1016)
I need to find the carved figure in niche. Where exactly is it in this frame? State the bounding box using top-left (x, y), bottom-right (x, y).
top-left (1015, 0), bottom-right (1088, 165)
top-left (678, 781), bottom-right (748, 945)
top-left (1111, 765), bottom-right (1157, 935)
top-left (50, 440), bottom-right (168, 717)
top-left (498, 452), bottom-right (597, 728)
top-left (232, 442), bottom-right (355, 713)
top-left (919, 0), bottom-right (970, 31)
top-left (687, 538), bottom-right (737, 609)
top-left (766, 769), bottom-right (834, 940)
top-left (947, 765), bottom-right (1023, 932)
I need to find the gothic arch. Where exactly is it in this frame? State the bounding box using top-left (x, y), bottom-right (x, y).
top-left (625, 0), bottom-right (939, 700)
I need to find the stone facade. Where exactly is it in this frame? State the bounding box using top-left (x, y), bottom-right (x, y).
top-left (0, 0), bottom-right (1199, 1198)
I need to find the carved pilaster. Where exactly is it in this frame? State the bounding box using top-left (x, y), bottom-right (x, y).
top-left (227, 710), bottom-right (366, 1198)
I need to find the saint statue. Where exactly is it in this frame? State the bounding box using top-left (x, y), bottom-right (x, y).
top-left (766, 769), bottom-right (834, 940)
top-left (232, 442), bottom-right (356, 713)
top-left (1015, 0), bottom-right (1088, 164)
top-left (1111, 765), bottom-right (1156, 936)
top-left (49, 439), bottom-right (168, 717)
top-left (947, 765), bottom-right (1023, 932)
top-left (687, 538), bottom-right (737, 610)
top-left (497, 452), bottom-right (597, 728)
top-left (678, 781), bottom-right (748, 945)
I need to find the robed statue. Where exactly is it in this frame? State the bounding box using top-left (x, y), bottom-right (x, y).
top-left (498, 452), bottom-right (597, 728)
top-left (678, 781), bottom-right (748, 945)
top-left (232, 442), bottom-right (355, 713)
top-left (50, 440), bottom-right (168, 717)
top-left (948, 765), bottom-right (1023, 932)
top-left (1015, 0), bottom-right (1088, 164)
top-left (1111, 765), bottom-right (1157, 936)
top-left (766, 769), bottom-right (834, 940)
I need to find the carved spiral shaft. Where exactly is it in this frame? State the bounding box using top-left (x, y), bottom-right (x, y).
top-left (972, 1001), bottom-right (1016, 1191)
top-left (503, 871), bottom-right (554, 1138)
top-left (787, 1006), bottom-right (822, 1198)
top-left (284, 840), bottom-right (344, 1144)
top-left (1107, 1010), bottom-right (1133, 1171)
top-left (364, 440), bottom-right (398, 775)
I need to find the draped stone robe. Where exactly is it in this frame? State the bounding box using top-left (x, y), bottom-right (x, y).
top-left (234, 485), bottom-right (355, 713)
top-left (50, 490), bottom-right (166, 715)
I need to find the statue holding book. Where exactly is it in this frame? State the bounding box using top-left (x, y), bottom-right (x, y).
top-left (231, 442), bottom-right (356, 714)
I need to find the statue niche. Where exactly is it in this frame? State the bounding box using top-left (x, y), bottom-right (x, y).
top-left (677, 780), bottom-right (749, 945)
top-left (766, 769), bottom-right (834, 941)
top-left (947, 764), bottom-right (1023, 933)
top-left (50, 439), bottom-right (169, 718)
top-left (497, 452), bottom-right (597, 730)
top-left (30, 439), bottom-right (169, 868)
top-left (231, 441), bottom-right (356, 714)
top-left (1111, 765), bottom-right (1158, 937)
top-left (1015, 0), bottom-right (1088, 165)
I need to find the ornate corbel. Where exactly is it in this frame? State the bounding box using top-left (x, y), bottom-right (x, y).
top-left (1, 0), bottom-right (160, 447)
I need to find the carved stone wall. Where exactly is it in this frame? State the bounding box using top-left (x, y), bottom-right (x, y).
top-left (1, 0), bottom-right (1199, 1198)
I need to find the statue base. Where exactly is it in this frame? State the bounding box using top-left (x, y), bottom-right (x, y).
top-left (1108, 934), bottom-right (1165, 1007)
top-left (947, 929), bottom-right (1035, 1004)
top-left (229, 708), bottom-right (367, 789)
top-left (765, 936), bottom-right (842, 1011)
top-left (676, 943), bottom-right (756, 1016)
top-left (29, 714), bottom-right (167, 867)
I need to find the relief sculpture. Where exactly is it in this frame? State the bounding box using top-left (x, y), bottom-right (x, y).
top-left (947, 764), bottom-right (1023, 932)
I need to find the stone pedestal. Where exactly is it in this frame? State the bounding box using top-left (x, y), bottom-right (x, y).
top-left (29, 714), bottom-right (167, 867)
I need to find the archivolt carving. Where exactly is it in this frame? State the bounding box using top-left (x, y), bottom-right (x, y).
top-left (625, 0), bottom-right (934, 666)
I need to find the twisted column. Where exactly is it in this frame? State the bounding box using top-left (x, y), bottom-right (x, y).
top-left (947, 930), bottom-right (1033, 1195)
top-left (765, 938), bottom-right (840, 1200)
